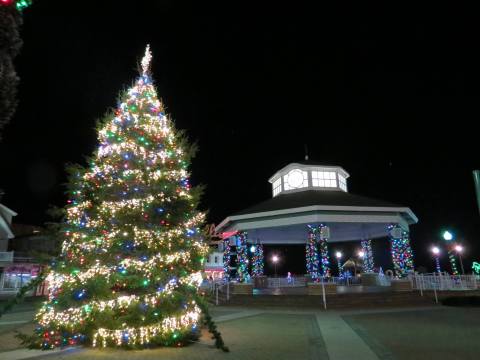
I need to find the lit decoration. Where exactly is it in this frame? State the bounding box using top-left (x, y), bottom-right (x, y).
top-left (222, 238), bottom-right (231, 281)
top-left (335, 251), bottom-right (343, 276)
top-left (306, 224), bottom-right (329, 279)
top-left (447, 246), bottom-right (459, 275)
top-left (443, 232), bottom-right (459, 275)
top-left (251, 244), bottom-right (264, 277)
top-left (32, 46), bottom-right (209, 349)
top-left (318, 224), bottom-right (330, 276)
top-left (387, 224), bottom-right (414, 277)
top-left (360, 239), bottom-right (374, 272)
top-left (235, 232), bottom-right (249, 283)
top-left (0, 0), bottom-right (31, 11)
top-left (431, 246), bottom-right (441, 273)
top-left (472, 262), bottom-right (480, 275)
top-left (306, 225), bottom-right (320, 281)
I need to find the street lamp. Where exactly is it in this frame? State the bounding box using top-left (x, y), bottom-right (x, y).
top-left (454, 245), bottom-right (465, 275)
top-left (431, 246), bottom-right (441, 273)
top-left (335, 251), bottom-right (343, 276)
top-left (442, 230), bottom-right (459, 275)
top-left (443, 231), bottom-right (453, 241)
top-left (272, 255), bottom-right (279, 278)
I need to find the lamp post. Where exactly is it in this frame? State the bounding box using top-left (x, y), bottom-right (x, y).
top-left (272, 255), bottom-right (279, 278)
top-left (443, 230), bottom-right (459, 275)
top-left (335, 251), bottom-right (343, 277)
top-left (431, 246), bottom-right (441, 273)
top-left (454, 245), bottom-right (465, 275)
top-left (356, 251), bottom-right (365, 276)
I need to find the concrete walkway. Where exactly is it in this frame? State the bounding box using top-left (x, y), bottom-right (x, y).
top-left (211, 307), bottom-right (379, 359)
top-left (0, 347), bottom-right (78, 360)
top-left (0, 306), bottom-right (453, 360)
top-left (316, 312), bottom-right (378, 360)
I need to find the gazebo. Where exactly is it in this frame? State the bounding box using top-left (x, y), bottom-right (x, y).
top-left (215, 161), bottom-right (418, 283)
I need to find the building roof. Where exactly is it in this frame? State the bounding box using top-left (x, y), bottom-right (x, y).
top-left (296, 160), bottom-right (337, 166)
top-left (0, 203), bottom-right (17, 240)
top-left (233, 190), bottom-right (405, 216)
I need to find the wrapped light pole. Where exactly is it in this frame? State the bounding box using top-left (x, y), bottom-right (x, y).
top-left (473, 170), bottom-right (480, 215)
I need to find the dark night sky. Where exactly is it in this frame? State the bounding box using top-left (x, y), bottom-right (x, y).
top-left (1, 1), bottom-right (479, 271)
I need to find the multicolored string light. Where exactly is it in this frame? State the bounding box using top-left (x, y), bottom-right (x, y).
top-left (33, 46), bottom-right (209, 349)
top-left (306, 225), bottom-right (320, 281)
top-left (251, 244), bottom-right (264, 277)
top-left (222, 238), bottom-right (231, 281)
top-left (317, 224), bottom-right (330, 276)
top-left (447, 247), bottom-right (459, 275)
top-left (235, 232), bottom-right (250, 283)
top-left (0, 0), bottom-right (31, 12)
top-left (387, 224), bottom-right (414, 277)
top-left (360, 239), bottom-right (374, 272)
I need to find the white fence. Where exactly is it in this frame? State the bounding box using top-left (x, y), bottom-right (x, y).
top-left (267, 277), bottom-right (306, 288)
top-left (265, 275), bottom-right (367, 287)
top-left (214, 281), bottom-right (230, 305)
top-left (324, 276), bottom-right (362, 286)
top-left (409, 273), bottom-right (479, 291)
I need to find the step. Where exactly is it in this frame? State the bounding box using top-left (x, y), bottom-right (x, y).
top-left (223, 292), bottom-right (436, 308)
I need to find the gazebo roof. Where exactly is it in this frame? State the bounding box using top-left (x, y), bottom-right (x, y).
top-left (216, 161), bottom-right (418, 241)
top-left (234, 190), bottom-right (405, 216)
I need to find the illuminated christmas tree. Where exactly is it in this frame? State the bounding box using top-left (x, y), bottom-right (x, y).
top-left (33, 46), bottom-right (214, 349)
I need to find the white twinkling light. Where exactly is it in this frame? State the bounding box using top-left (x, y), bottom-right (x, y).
top-left (141, 44), bottom-right (152, 75)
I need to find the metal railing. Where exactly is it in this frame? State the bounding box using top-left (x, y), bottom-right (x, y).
top-left (324, 276), bottom-right (362, 286)
top-left (409, 273), bottom-right (479, 291)
top-left (213, 281), bottom-right (230, 305)
top-left (267, 277), bottom-right (306, 288)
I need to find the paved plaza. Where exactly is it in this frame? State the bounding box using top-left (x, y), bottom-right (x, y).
top-left (1, 301), bottom-right (480, 360)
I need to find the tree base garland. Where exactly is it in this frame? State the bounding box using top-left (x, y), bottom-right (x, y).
top-left (194, 294), bottom-right (229, 352)
top-left (13, 276), bottom-right (229, 352)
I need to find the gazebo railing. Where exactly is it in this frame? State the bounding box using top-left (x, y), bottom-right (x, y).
top-left (409, 273), bottom-right (479, 291)
top-left (320, 276), bottom-right (362, 286)
top-left (267, 276), bottom-right (307, 288)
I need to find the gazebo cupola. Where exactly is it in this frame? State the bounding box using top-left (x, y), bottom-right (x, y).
top-left (269, 162), bottom-right (349, 197)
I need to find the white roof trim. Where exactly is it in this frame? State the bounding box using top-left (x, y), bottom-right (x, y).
top-left (0, 215), bottom-right (15, 239)
top-left (216, 204), bottom-right (418, 232)
top-left (0, 204), bottom-right (18, 217)
top-left (226, 213), bottom-right (409, 235)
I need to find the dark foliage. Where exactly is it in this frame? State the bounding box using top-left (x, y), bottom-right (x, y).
top-left (0, 5), bottom-right (22, 139)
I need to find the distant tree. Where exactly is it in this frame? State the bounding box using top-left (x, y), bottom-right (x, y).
top-left (0, 0), bottom-right (31, 140)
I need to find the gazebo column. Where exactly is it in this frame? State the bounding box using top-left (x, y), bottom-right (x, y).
top-left (306, 225), bottom-right (320, 281)
top-left (318, 224), bottom-right (330, 276)
top-left (252, 243), bottom-right (264, 276)
top-left (235, 231), bottom-right (250, 283)
top-left (222, 238), bottom-right (231, 281)
top-left (360, 239), bottom-right (374, 272)
top-left (388, 224), bottom-right (414, 277)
